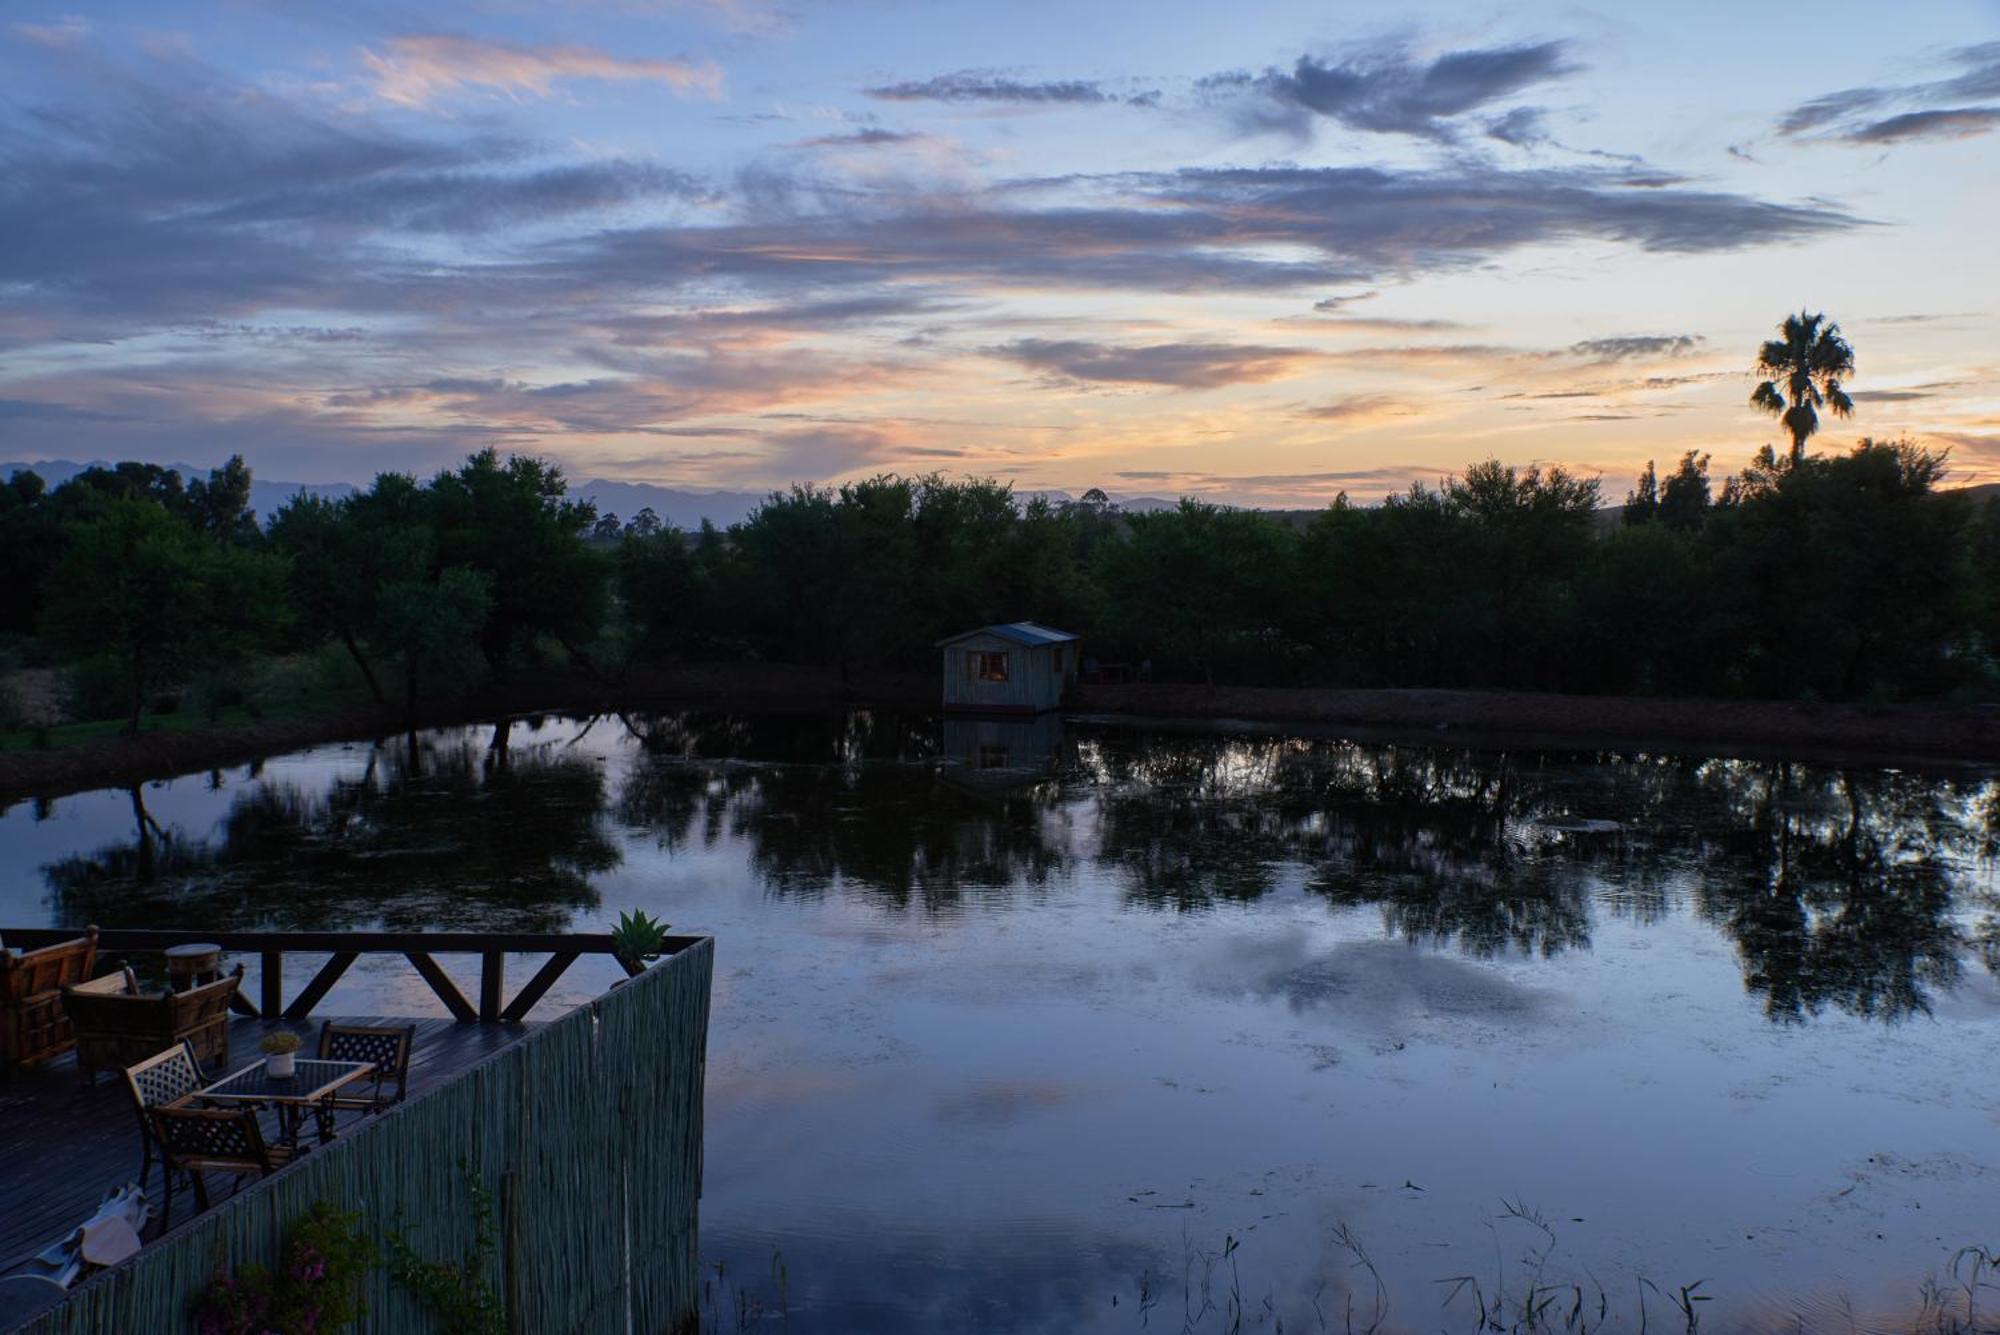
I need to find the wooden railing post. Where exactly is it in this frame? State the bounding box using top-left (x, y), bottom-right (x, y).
top-left (479, 951), bottom-right (505, 1023)
top-left (260, 951), bottom-right (283, 1020)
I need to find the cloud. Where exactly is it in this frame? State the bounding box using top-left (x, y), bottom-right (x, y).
top-left (1205, 40), bottom-right (1575, 140)
top-left (13, 17), bottom-right (91, 49)
top-left (1485, 106), bottom-right (1550, 147)
top-left (361, 34), bottom-right (722, 108)
top-left (991, 339), bottom-right (1318, 389)
top-left (1778, 44), bottom-right (2000, 145)
top-left (1295, 394), bottom-right (1413, 423)
top-left (1566, 334), bottom-right (1701, 361)
top-left (790, 128), bottom-right (931, 148)
top-left (864, 71), bottom-right (1116, 105)
top-left (1299, 315), bottom-right (1466, 332)
top-left (1845, 108), bottom-right (2000, 143)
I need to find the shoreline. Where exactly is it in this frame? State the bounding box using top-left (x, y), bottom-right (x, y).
top-left (4, 669), bottom-right (1996, 802)
top-left (0, 662), bottom-right (936, 804)
top-left (1071, 683), bottom-right (2000, 768)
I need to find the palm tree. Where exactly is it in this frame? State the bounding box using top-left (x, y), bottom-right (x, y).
top-left (1751, 311), bottom-right (1855, 463)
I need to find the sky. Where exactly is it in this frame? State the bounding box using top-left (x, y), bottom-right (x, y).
top-left (2, 0), bottom-right (1997, 506)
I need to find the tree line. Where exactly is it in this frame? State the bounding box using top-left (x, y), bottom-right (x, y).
top-left (3, 435), bottom-right (1997, 733)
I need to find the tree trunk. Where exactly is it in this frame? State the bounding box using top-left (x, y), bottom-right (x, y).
top-left (129, 786), bottom-right (156, 884)
top-left (127, 646), bottom-right (145, 735)
top-left (340, 628), bottom-right (388, 704)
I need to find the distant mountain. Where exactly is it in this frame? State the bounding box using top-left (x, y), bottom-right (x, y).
top-left (5, 458), bottom-right (1229, 529)
top-left (570, 480), bottom-right (767, 531)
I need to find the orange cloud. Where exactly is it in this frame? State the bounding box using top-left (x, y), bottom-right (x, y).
top-left (362, 35), bottom-right (722, 108)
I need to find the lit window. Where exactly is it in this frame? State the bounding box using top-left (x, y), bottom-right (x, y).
top-left (969, 650), bottom-right (1009, 682)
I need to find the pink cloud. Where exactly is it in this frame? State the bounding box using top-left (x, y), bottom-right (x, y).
top-left (361, 34), bottom-right (722, 108)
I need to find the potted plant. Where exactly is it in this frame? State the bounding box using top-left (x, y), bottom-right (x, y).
top-left (261, 1029), bottom-right (303, 1078)
top-left (610, 909), bottom-right (670, 968)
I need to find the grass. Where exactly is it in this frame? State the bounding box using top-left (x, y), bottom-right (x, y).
top-left (692, 1215), bottom-right (2000, 1335)
top-left (0, 697), bottom-right (332, 753)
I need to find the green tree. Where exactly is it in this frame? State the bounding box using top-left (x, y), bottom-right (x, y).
top-left (0, 470), bottom-right (57, 636)
top-left (1751, 311), bottom-right (1856, 464)
top-left (426, 450), bottom-right (605, 677)
top-left (616, 527), bottom-right (705, 662)
top-left (1657, 450), bottom-right (1713, 532)
top-left (372, 567), bottom-right (493, 717)
top-left (1623, 460), bottom-right (1659, 526)
top-left (184, 456), bottom-right (258, 543)
top-left (1443, 460), bottom-right (1601, 687)
top-left (40, 499), bottom-right (287, 731)
top-left (1705, 439), bottom-right (1971, 698)
top-left (1096, 500), bottom-right (1296, 685)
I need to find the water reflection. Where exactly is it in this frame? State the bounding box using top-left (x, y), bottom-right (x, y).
top-left (45, 730), bottom-right (616, 930)
top-left (615, 714), bottom-right (1067, 909)
top-left (610, 719), bottom-right (1996, 1022)
top-left (27, 713), bottom-right (2000, 1024)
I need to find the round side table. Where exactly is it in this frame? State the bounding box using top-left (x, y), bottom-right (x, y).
top-left (165, 942), bottom-right (223, 991)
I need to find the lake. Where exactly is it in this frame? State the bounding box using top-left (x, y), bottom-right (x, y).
top-left (3, 712), bottom-right (1997, 1333)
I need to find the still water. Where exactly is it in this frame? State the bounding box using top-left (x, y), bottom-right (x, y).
top-left (3, 712), bottom-right (1998, 1333)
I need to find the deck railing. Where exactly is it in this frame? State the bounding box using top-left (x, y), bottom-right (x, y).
top-left (13, 936), bottom-right (715, 1334)
top-left (0, 927), bottom-right (705, 1025)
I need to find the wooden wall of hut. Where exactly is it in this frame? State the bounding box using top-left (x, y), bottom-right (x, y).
top-left (19, 939), bottom-right (714, 1335)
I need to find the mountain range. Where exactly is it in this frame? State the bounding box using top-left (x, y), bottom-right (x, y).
top-left (0, 460), bottom-right (1177, 530)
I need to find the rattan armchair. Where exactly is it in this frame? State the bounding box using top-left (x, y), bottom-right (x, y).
top-left (64, 965), bottom-right (243, 1085)
top-left (0, 928), bottom-right (99, 1068)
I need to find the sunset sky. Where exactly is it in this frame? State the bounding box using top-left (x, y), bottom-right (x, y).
top-left (3, 0), bottom-right (1997, 505)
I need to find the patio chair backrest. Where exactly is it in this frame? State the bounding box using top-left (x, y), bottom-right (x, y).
top-left (319, 1022), bottom-right (416, 1099)
top-left (148, 1105), bottom-right (276, 1172)
top-left (0, 929), bottom-right (98, 1004)
top-left (124, 1041), bottom-right (203, 1115)
top-left (2, 929), bottom-right (103, 1067)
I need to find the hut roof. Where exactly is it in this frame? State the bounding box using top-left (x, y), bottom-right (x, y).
top-left (935, 621), bottom-right (1079, 648)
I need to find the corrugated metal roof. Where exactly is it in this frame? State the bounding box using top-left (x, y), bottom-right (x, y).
top-left (935, 621), bottom-right (1080, 648)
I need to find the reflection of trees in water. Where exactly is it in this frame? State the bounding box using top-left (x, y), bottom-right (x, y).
top-left (1686, 763), bottom-right (1990, 1021)
top-left (44, 710), bottom-right (1994, 1024)
top-left (606, 721), bottom-right (1996, 1021)
top-left (1084, 735), bottom-right (1996, 1016)
top-left (620, 709), bottom-right (940, 767)
top-left (617, 755), bottom-right (1066, 911)
top-left (46, 731), bottom-right (616, 931)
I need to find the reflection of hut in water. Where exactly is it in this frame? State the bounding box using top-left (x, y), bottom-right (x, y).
top-left (940, 714), bottom-right (1067, 794)
top-left (936, 622), bottom-right (1079, 714)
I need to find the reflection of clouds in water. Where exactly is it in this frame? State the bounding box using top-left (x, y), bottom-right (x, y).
top-left (701, 1216), bottom-right (1339, 1335)
top-left (1199, 927), bottom-right (1556, 1028)
top-left (931, 1078), bottom-right (1092, 1128)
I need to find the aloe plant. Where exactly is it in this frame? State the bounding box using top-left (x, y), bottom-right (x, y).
top-left (611, 908), bottom-right (670, 962)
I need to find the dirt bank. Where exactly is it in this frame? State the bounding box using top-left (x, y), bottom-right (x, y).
top-left (1072, 683), bottom-right (2000, 767)
top-left (0, 662), bottom-right (936, 803)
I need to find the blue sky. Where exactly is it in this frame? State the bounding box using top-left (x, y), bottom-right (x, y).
top-left (3, 0), bottom-right (1997, 503)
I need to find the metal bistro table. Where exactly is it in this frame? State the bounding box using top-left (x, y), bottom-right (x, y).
top-left (195, 1059), bottom-right (375, 1147)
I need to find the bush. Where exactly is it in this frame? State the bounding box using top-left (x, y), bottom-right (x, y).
top-left (62, 654), bottom-right (147, 724)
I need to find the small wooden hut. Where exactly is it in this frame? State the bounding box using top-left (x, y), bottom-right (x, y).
top-left (936, 622), bottom-right (1079, 714)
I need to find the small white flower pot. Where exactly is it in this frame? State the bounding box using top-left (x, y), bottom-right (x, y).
top-left (267, 1051), bottom-right (296, 1078)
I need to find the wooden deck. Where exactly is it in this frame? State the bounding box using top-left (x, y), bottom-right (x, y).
top-left (0, 1013), bottom-right (536, 1275)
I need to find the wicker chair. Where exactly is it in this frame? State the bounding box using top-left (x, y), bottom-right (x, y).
top-left (64, 965), bottom-right (243, 1085)
top-left (317, 1022), bottom-right (416, 1120)
top-left (148, 1105), bottom-right (297, 1225)
top-left (0, 928), bottom-right (99, 1069)
top-left (122, 1041), bottom-right (206, 1195)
